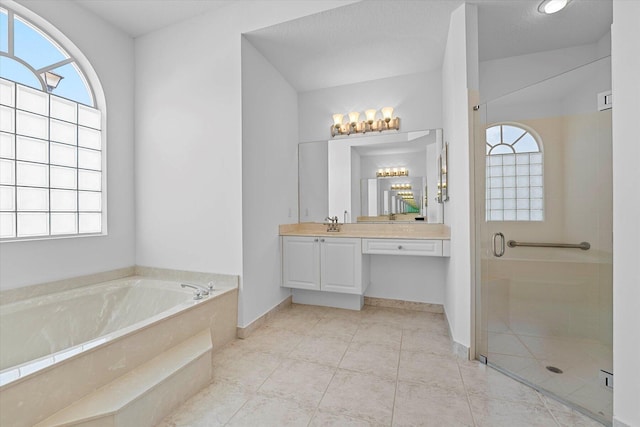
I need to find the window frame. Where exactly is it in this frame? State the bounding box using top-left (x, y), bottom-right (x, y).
top-left (485, 122), bottom-right (544, 222)
top-left (0, 5), bottom-right (106, 242)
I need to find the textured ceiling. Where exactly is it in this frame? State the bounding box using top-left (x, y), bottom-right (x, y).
top-left (73, 0), bottom-right (233, 38)
top-left (245, 1), bottom-right (464, 92)
top-left (245, 0), bottom-right (611, 92)
top-left (70, 0), bottom-right (612, 91)
top-left (476, 0), bottom-right (612, 61)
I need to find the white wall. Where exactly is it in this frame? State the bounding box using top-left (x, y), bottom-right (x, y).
top-left (134, 1), bottom-right (351, 326)
top-left (480, 42), bottom-right (607, 104)
top-left (0, 0), bottom-right (135, 290)
top-left (442, 3), bottom-right (478, 350)
top-left (611, 1), bottom-right (640, 425)
top-left (366, 256), bottom-right (445, 304)
top-left (299, 70), bottom-right (442, 143)
top-left (484, 56), bottom-right (611, 123)
top-left (240, 38), bottom-right (298, 327)
top-left (298, 141), bottom-right (328, 223)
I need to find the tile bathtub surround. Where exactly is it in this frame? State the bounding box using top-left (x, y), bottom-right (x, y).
top-left (0, 266), bottom-right (135, 304)
top-left (0, 265), bottom-right (239, 305)
top-left (134, 265), bottom-right (239, 290)
top-left (159, 304), bottom-right (602, 427)
top-left (0, 284), bottom-right (238, 427)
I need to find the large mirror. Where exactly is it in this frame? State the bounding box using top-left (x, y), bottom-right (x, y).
top-left (299, 129), bottom-right (444, 224)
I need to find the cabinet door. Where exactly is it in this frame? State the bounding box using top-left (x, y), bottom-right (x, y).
top-left (282, 236), bottom-right (320, 290)
top-left (320, 237), bottom-right (362, 294)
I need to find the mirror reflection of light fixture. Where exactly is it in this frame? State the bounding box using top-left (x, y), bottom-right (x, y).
top-left (391, 183), bottom-right (412, 190)
top-left (376, 167), bottom-right (408, 178)
top-left (331, 107), bottom-right (400, 137)
top-left (40, 71), bottom-right (64, 93)
top-left (538, 0), bottom-right (570, 14)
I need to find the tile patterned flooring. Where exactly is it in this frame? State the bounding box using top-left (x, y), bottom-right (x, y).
top-left (159, 304), bottom-right (604, 427)
top-left (487, 318), bottom-right (613, 421)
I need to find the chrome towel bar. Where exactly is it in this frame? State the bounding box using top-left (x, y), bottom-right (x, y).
top-left (507, 240), bottom-right (591, 250)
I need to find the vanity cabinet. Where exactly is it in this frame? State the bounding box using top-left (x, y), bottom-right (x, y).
top-left (282, 236), bottom-right (365, 295)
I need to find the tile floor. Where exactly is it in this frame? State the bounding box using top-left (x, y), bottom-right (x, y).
top-left (159, 304), bottom-right (604, 427)
top-left (487, 318), bottom-right (613, 421)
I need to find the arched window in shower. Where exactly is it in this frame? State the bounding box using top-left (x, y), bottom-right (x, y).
top-left (485, 123), bottom-right (543, 221)
top-left (0, 6), bottom-right (105, 240)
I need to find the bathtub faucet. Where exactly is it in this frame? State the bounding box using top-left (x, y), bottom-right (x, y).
top-left (180, 283), bottom-right (210, 299)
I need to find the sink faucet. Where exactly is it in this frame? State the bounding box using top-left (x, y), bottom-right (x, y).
top-left (324, 216), bottom-right (340, 232)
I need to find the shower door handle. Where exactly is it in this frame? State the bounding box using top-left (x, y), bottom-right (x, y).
top-left (492, 232), bottom-right (505, 257)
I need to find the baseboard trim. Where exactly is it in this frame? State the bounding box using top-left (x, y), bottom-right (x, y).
top-left (237, 296), bottom-right (292, 339)
top-left (443, 308), bottom-right (471, 360)
top-left (451, 340), bottom-right (470, 360)
top-left (613, 418), bottom-right (631, 427)
top-left (363, 296), bottom-right (444, 314)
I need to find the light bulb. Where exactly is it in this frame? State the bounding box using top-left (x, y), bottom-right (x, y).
top-left (381, 107), bottom-right (394, 123)
top-left (332, 114), bottom-right (344, 127)
top-left (348, 111), bottom-right (360, 125)
top-left (538, 0), bottom-right (569, 14)
top-left (365, 109), bottom-right (377, 124)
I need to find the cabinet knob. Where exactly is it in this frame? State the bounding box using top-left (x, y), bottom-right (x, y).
top-left (320, 238), bottom-right (325, 242)
top-left (398, 245), bottom-right (403, 250)
top-left (314, 238), bottom-right (319, 242)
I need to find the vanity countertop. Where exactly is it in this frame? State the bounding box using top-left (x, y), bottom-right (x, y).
top-left (279, 223), bottom-right (450, 240)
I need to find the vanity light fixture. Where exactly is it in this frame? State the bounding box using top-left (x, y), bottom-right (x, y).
top-left (331, 107), bottom-right (400, 137)
top-left (538, 0), bottom-right (570, 14)
top-left (376, 167), bottom-right (408, 178)
top-left (332, 114), bottom-right (344, 134)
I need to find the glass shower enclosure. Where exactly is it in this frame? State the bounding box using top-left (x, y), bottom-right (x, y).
top-left (474, 57), bottom-right (613, 425)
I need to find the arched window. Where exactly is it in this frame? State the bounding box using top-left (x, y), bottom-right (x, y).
top-left (0, 6), bottom-right (104, 240)
top-left (486, 123), bottom-right (544, 221)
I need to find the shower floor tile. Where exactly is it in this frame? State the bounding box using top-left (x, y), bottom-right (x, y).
top-left (487, 331), bottom-right (535, 358)
top-left (484, 317), bottom-right (612, 423)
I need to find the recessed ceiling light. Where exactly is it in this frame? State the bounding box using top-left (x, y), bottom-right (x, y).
top-left (538, 0), bottom-right (571, 14)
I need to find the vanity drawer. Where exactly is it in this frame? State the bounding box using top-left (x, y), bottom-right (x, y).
top-left (362, 239), bottom-right (443, 257)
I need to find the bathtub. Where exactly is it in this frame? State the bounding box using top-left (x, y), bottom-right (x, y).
top-left (0, 274), bottom-right (238, 427)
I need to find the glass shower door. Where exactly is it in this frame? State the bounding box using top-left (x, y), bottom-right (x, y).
top-left (474, 57), bottom-right (613, 424)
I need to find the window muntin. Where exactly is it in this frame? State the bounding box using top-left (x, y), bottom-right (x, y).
top-left (486, 124), bottom-right (544, 222)
top-left (0, 8), bottom-right (103, 240)
top-left (0, 7), bottom-right (94, 106)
